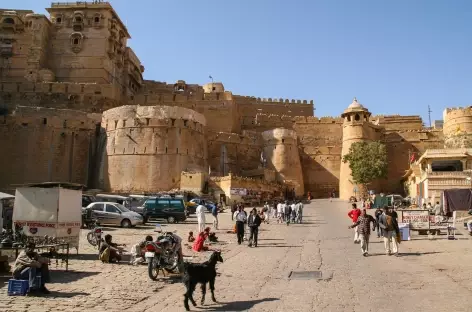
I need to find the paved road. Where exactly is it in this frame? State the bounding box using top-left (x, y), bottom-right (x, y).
top-left (1, 199), bottom-right (472, 311)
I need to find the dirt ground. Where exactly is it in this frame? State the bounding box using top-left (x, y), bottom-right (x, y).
top-left (1, 200), bottom-right (472, 312)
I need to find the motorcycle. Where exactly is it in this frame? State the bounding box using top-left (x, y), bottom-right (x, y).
top-left (86, 220), bottom-right (103, 250)
top-left (145, 232), bottom-right (181, 281)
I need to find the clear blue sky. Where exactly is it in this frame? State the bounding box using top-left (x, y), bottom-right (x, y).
top-left (13, 0), bottom-right (472, 123)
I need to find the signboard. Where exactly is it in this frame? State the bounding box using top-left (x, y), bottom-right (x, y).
top-left (13, 187), bottom-right (82, 249)
top-left (230, 188), bottom-right (247, 196)
top-left (401, 210), bottom-right (430, 230)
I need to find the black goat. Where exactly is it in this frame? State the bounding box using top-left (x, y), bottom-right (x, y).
top-left (183, 251), bottom-right (223, 311)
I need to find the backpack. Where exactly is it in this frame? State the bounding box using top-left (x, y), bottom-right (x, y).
top-left (386, 215), bottom-right (393, 230)
top-left (99, 247), bottom-right (110, 263)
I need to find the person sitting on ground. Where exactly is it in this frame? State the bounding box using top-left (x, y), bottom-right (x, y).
top-left (99, 234), bottom-right (126, 263)
top-left (13, 242), bottom-right (50, 294)
top-left (192, 232), bottom-right (208, 252)
top-left (130, 235), bottom-right (153, 265)
top-left (188, 231), bottom-right (195, 243)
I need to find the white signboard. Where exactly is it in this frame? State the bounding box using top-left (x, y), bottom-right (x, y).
top-left (13, 187), bottom-right (82, 249)
top-left (230, 188), bottom-right (247, 196)
top-left (402, 210), bottom-right (430, 230)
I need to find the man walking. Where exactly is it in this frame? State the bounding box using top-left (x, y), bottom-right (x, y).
top-left (374, 207), bottom-right (383, 238)
top-left (263, 201), bottom-right (270, 223)
top-left (233, 206), bottom-right (247, 245)
top-left (211, 204), bottom-right (219, 230)
top-left (379, 207), bottom-right (400, 256)
top-left (284, 201), bottom-right (292, 226)
top-left (349, 209), bottom-right (376, 256)
top-left (247, 208), bottom-right (262, 247)
top-left (348, 203), bottom-right (361, 243)
top-left (277, 201), bottom-right (284, 223)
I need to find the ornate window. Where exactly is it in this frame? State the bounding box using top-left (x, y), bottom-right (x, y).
top-left (55, 14), bottom-right (63, 24)
top-left (354, 114), bottom-right (360, 121)
top-left (3, 18), bottom-right (14, 24)
top-left (73, 11), bottom-right (84, 31)
top-left (93, 13), bottom-right (102, 28)
top-left (70, 32), bottom-right (84, 53)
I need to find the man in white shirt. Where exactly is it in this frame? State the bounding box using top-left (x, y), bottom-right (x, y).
top-left (196, 204), bottom-right (206, 233)
top-left (277, 202), bottom-right (284, 223)
top-left (263, 202), bottom-right (270, 223)
top-left (233, 207), bottom-right (247, 244)
top-left (296, 200), bottom-right (304, 223)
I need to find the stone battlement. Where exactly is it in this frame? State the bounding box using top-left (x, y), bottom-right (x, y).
top-left (2, 106), bottom-right (99, 130)
top-left (207, 131), bottom-right (261, 145)
top-left (234, 95), bottom-right (313, 105)
top-left (443, 106), bottom-right (472, 121)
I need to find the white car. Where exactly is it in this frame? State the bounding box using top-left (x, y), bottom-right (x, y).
top-left (85, 202), bottom-right (143, 228)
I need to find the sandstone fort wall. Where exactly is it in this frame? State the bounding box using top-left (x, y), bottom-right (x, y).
top-left (0, 106), bottom-right (99, 192)
top-left (100, 105), bottom-right (207, 193)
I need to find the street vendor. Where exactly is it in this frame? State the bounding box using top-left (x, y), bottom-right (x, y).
top-left (12, 242), bottom-right (50, 294)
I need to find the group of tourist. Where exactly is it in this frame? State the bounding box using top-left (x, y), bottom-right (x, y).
top-left (273, 200), bottom-right (303, 225)
top-left (348, 203), bottom-right (400, 257)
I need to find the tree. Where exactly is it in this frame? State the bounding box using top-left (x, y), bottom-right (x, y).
top-left (342, 141), bottom-right (388, 194)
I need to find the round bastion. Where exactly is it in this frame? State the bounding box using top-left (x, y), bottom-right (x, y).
top-left (443, 107), bottom-right (472, 148)
top-left (261, 128), bottom-right (304, 196)
top-left (99, 105), bottom-right (207, 193)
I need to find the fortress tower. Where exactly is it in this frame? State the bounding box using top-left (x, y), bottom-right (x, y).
top-left (443, 107), bottom-right (472, 148)
top-left (262, 128), bottom-right (304, 196)
top-left (99, 105), bottom-right (207, 193)
top-left (339, 98), bottom-right (374, 200)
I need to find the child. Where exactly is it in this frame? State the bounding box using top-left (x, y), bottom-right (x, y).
top-left (188, 231), bottom-right (195, 243)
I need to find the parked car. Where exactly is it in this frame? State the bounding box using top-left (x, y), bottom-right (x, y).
top-left (84, 202), bottom-right (143, 228)
top-left (82, 194), bottom-right (96, 208)
top-left (128, 195), bottom-right (150, 215)
top-left (185, 201), bottom-right (197, 214)
top-left (189, 198), bottom-right (216, 212)
top-left (95, 194), bottom-right (130, 206)
top-left (142, 197), bottom-right (187, 224)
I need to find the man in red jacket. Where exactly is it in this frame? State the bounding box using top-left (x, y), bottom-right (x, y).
top-left (348, 203), bottom-right (361, 243)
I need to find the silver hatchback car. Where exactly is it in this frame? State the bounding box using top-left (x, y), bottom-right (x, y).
top-left (85, 202), bottom-right (143, 228)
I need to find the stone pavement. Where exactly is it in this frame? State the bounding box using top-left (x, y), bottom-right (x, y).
top-left (1, 199), bottom-right (472, 312)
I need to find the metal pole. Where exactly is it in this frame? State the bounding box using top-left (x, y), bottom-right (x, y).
top-left (428, 105), bottom-right (432, 128)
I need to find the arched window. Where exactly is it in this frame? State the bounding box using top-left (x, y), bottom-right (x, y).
top-left (3, 18), bottom-right (14, 25)
top-left (74, 16), bottom-right (82, 23)
top-left (355, 114), bottom-right (360, 121)
top-left (94, 16), bottom-right (100, 23)
top-left (73, 38), bottom-right (79, 45)
top-left (346, 115), bottom-right (351, 122)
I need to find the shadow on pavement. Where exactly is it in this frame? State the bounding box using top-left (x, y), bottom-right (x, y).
top-left (256, 244), bottom-right (302, 248)
top-left (48, 291), bottom-right (90, 298)
top-left (203, 297), bottom-right (279, 311)
top-left (49, 270), bottom-right (101, 283)
top-left (69, 253), bottom-right (99, 261)
top-left (366, 251), bottom-right (442, 257)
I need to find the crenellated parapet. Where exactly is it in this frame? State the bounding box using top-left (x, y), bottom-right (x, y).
top-left (234, 95), bottom-right (313, 105)
top-left (0, 81), bottom-right (123, 113)
top-left (443, 106), bottom-right (472, 148)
